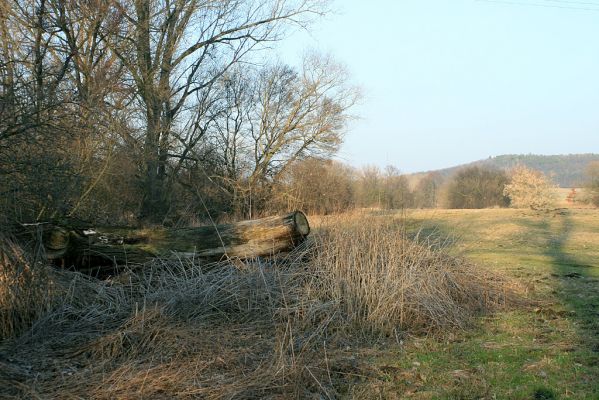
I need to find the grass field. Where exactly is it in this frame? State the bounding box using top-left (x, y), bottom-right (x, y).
top-left (348, 207), bottom-right (599, 399)
top-left (1, 207), bottom-right (598, 399)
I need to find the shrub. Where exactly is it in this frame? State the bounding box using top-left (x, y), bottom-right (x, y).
top-left (278, 158), bottom-right (355, 214)
top-left (503, 166), bottom-right (557, 210)
top-left (354, 165), bottom-right (414, 210)
top-left (446, 166), bottom-right (510, 209)
top-left (585, 161), bottom-right (599, 207)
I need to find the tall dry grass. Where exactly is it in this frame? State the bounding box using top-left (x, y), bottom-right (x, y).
top-left (0, 213), bottom-right (519, 399)
top-left (0, 233), bottom-right (54, 340)
top-left (308, 215), bottom-right (512, 335)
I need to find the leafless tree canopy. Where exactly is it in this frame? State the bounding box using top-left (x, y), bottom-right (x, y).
top-left (0, 0), bottom-right (368, 224)
top-left (445, 166), bottom-right (510, 209)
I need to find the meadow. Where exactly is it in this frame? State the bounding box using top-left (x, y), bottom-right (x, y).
top-left (1, 206), bottom-right (598, 399)
top-left (375, 207), bottom-right (599, 399)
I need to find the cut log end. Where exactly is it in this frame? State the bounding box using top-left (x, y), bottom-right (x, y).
top-left (293, 211), bottom-right (310, 236)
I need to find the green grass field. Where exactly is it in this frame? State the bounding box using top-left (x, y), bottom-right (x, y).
top-left (349, 208), bottom-right (599, 399)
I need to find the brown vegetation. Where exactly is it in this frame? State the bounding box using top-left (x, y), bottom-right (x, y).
top-left (503, 166), bottom-right (557, 210)
top-left (0, 234), bottom-right (53, 340)
top-left (0, 0), bottom-right (358, 225)
top-left (309, 214), bottom-right (514, 334)
top-left (585, 161), bottom-right (599, 207)
top-left (445, 166), bottom-right (510, 209)
top-left (0, 214), bottom-right (518, 398)
top-left (0, 1), bottom-right (537, 395)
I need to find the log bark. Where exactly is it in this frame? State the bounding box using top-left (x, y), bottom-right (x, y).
top-left (38, 211), bottom-right (310, 274)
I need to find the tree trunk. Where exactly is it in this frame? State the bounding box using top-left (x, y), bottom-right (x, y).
top-left (39, 211), bottom-right (310, 275)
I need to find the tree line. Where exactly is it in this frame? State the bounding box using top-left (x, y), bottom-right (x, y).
top-left (280, 162), bottom-right (515, 213)
top-left (2, 0), bottom-right (598, 225)
top-left (281, 161), bottom-right (599, 214)
top-left (432, 154), bottom-right (599, 188)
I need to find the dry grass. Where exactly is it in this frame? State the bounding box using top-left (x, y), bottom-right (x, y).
top-left (0, 233), bottom-right (55, 340)
top-left (0, 213), bottom-right (518, 399)
top-left (309, 214), bottom-right (515, 335)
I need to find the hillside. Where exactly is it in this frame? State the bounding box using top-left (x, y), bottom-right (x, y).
top-left (415, 154), bottom-right (599, 187)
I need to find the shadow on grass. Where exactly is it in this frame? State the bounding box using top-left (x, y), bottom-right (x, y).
top-left (400, 209), bottom-right (599, 398)
top-left (517, 211), bottom-right (599, 362)
top-left (404, 218), bottom-right (461, 251)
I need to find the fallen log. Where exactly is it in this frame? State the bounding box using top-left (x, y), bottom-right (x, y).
top-left (38, 211), bottom-right (310, 274)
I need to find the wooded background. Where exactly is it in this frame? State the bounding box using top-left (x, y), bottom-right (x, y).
top-left (1, 0), bottom-right (598, 227)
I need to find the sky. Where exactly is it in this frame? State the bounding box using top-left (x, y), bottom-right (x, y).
top-left (275, 0), bottom-right (599, 173)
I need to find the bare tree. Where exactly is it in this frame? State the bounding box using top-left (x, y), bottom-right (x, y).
top-left (446, 166), bottom-right (510, 209)
top-left (184, 54), bottom-right (357, 217)
top-left (0, 0), bottom-right (72, 142)
top-left (0, 0), bottom-right (138, 222)
top-left (381, 165), bottom-right (413, 209)
top-left (247, 55), bottom-right (356, 183)
top-left (277, 158), bottom-right (354, 214)
top-left (355, 165), bottom-right (382, 208)
top-left (0, 0), bottom-right (87, 220)
top-left (109, 0), bottom-right (327, 221)
top-left (353, 165), bottom-right (413, 210)
top-left (0, 0), bottom-right (357, 224)
top-left (414, 172), bottom-right (442, 209)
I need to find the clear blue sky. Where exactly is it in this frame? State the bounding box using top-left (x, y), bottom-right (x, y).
top-left (276, 0), bottom-right (599, 173)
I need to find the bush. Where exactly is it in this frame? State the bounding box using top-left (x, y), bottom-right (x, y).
top-left (354, 165), bottom-right (414, 210)
top-left (446, 166), bottom-right (510, 209)
top-left (277, 158), bottom-right (355, 214)
top-left (503, 166), bottom-right (557, 210)
top-left (585, 161), bottom-right (599, 207)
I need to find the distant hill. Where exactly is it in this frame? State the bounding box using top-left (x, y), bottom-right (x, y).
top-left (413, 154), bottom-right (599, 188)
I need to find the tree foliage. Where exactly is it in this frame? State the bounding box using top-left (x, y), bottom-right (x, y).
top-left (503, 166), bottom-right (557, 210)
